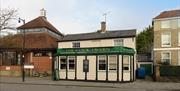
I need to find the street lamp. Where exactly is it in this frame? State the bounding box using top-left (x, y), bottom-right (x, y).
top-left (18, 18), bottom-right (25, 82)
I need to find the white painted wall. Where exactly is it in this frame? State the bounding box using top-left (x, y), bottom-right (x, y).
top-left (58, 38), bottom-right (136, 49)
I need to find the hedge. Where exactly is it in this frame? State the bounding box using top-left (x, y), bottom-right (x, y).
top-left (160, 65), bottom-right (180, 76)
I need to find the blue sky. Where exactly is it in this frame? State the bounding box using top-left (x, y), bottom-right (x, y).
top-left (1, 0), bottom-right (179, 34)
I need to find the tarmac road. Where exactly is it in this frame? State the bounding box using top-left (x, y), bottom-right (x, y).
top-left (0, 83), bottom-right (179, 91)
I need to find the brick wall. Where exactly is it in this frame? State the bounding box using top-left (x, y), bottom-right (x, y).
top-left (0, 66), bottom-right (21, 77)
top-left (32, 57), bottom-right (52, 73)
top-left (0, 66), bottom-right (21, 71)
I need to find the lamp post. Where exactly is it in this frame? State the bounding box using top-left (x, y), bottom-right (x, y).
top-left (18, 18), bottom-right (25, 82)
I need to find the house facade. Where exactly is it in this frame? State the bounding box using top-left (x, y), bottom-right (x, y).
top-left (0, 9), bottom-right (63, 77)
top-left (153, 9), bottom-right (180, 66)
top-left (54, 22), bottom-right (136, 82)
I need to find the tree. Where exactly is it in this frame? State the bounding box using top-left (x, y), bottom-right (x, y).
top-left (136, 25), bottom-right (153, 53)
top-left (0, 8), bottom-right (17, 37)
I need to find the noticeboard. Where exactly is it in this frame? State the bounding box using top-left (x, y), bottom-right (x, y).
top-left (83, 59), bottom-right (89, 72)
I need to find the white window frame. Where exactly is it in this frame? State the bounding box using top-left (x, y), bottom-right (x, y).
top-left (161, 20), bottom-right (170, 29)
top-left (178, 19), bottom-right (180, 28)
top-left (178, 32), bottom-right (180, 46)
top-left (178, 51), bottom-right (180, 65)
top-left (60, 56), bottom-right (67, 70)
top-left (114, 39), bottom-right (124, 46)
top-left (68, 56), bottom-right (75, 71)
top-left (161, 32), bottom-right (171, 47)
top-left (72, 41), bottom-right (80, 48)
top-left (123, 55), bottom-right (130, 71)
top-left (98, 55), bottom-right (106, 71)
top-left (108, 55), bottom-right (117, 71)
top-left (161, 51), bottom-right (171, 65)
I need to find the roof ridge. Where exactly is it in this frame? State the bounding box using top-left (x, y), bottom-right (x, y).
top-left (66, 29), bottom-right (136, 36)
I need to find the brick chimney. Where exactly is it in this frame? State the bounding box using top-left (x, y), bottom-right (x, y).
top-left (100, 21), bottom-right (106, 33)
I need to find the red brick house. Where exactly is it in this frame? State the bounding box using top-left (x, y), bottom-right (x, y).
top-left (0, 12), bottom-right (63, 77)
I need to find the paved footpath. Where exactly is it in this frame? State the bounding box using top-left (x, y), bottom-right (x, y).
top-left (0, 77), bottom-right (180, 91)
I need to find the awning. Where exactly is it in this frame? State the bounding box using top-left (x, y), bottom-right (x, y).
top-left (56, 46), bottom-right (135, 56)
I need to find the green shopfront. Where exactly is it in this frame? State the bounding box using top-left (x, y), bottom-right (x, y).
top-left (54, 46), bottom-right (135, 82)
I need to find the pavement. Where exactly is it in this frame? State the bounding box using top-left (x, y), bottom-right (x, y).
top-left (0, 77), bottom-right (180, 90)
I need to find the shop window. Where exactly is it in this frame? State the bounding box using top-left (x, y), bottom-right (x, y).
top-left (98, 55), bottom-right (106, 71)
top-left (161, 51), bottom-right (171, 65)
top-left (72, 42), bottom-right (80, 48)
top-left (123, 55), bottom-right (130, 71)
top-left (108, 55), bottom-right (117, 71)
top-left (178, 51), bottom-right (180, 65)
top-left (68, 56), bottom-right (75, 70)
top-left (161, 32), bottom-right (171, 47)
top-left (161, 20), bottom-right (170, 29)
top-left (60, 58), bottom-right (67, 69)
top-left (178, 32), bottom-right (180, 46)
top-left (114, 39), bottom-right (123, 46)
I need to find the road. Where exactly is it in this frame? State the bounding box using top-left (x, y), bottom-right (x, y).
top-left (0, 83), bottom-right (177, 91)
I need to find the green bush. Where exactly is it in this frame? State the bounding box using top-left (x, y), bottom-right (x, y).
top-left (160, 65), bottom-right (180, 76)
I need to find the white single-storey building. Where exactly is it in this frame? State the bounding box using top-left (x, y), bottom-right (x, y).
top-left (54, 22), bottom-right (136, 82)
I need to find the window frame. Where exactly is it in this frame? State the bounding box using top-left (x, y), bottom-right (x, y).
top-left (123, 55), bottom-right (130, 71)
top-left (114, 39), bottom-right (124, 46)
top-left (72, 41), bottom-right (80, 48)
top-left (68, 56), bottom-right (75, 70)
top-left (178, 32), bottom-right (180, 46)
top-left (161, 20), bottom-right (170, 29)
top-left (98, 55), bottom-right (106, 71)
top-left (60, 56), bottom-right (67, 70)
top-left (161, 51), bottom-right (171, 65)
top-left (178, 51), bottom-right (180, 65)
top-left (161, 32), bottom-right (171, 47)
top-left (108, 55), bottom-right (117, 71)
top-left (178, 19), bottom-right (180, 28)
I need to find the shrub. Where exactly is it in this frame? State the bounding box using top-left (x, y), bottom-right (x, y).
top-left (160, 65), bottom-right (180, 76)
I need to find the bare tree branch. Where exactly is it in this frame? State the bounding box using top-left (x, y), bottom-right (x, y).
top-left (0, 8), bottom-right (18, 31)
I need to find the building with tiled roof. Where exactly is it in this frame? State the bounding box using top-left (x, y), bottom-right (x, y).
top-left (0, 9), bottom-right (63, 77)
top-left (154, 9), bottom-right (180, 19)
top-left (153, 9), bottom-right (180, 80)
top-left (55, 21), bottom-right (136, 82)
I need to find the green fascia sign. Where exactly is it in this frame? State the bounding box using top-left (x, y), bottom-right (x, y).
top-left (56, 46), bottom-right (135, 56)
